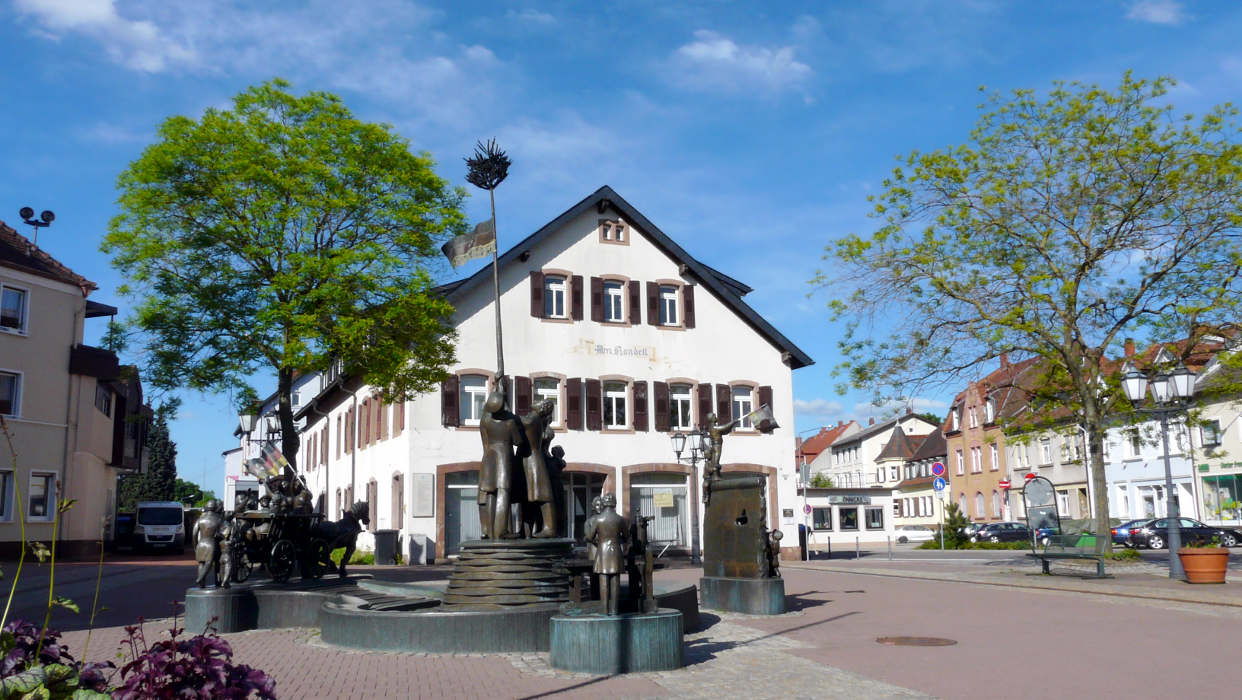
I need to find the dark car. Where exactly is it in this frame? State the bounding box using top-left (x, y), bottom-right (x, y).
top-left (1128, 518), bottom-right (1242, 549)
top-left (971, 522), bottom-right (1032, 543)
top-left (1110, 519), bottom-right (1150, 547)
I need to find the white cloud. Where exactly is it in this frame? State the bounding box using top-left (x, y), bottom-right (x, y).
top-left (851, 397), bottom-right (947, 421)
top-left (15, 0), bottom-right (195, 72)
top-left (669, 30), bottom-right (812, 95)
top-left (506, 8), bottom-right (556, 26)
top-left (74, 122), bottom-right (149, 145)
top-left (794, 398), bottom-right (844, 422)
top-left (1125, 0), bottom-right (1187, 25)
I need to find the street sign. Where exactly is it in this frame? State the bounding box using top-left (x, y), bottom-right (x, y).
top-left (804, 504), bottom-right (812, 514)
top-left (998, 479), bottom-right (1011, 489)
top-left (932, 477), bottom-right (947, 492)
top-left (931, 461), bottom-right (945, 476)
top-left (1024, 472), bottom-right (1037, 481)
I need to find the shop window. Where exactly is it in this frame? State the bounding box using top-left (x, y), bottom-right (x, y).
top-left (840, 507), bottom-right (859, 531)
top-left (630, 472), bottom-right (689, 547)
top-left (865, 507), bottom-right (884, 530)
top-left (812, 506), bottom-right (832, 530)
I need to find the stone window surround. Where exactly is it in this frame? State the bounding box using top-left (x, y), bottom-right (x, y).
top-left (621, 463), bottom-right (694, 555)
top-left (598, 217), bottom-right (630, 246)
top-left (540, 268), bottom-right (573, 323)
top-left (652, 278), bottom-right (687, 331)
top-left (599, 373), bottom-right (635, 434)
top-left (727, 380), bottom-right (759, 435)
top-left (453, 368), bottom-right (496, 431)
top-left (598, 273), bottom-right (634, 326)
top-left (664, 376), bottom-right (698, 431)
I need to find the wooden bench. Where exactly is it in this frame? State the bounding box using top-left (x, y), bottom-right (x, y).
top-left (1027, 534), bottom-right (1111, 578)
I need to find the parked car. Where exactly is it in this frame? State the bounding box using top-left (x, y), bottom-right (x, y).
top-left (1110, 519), bottom-right (1150, 547)
top-left (1128, 518), bottom-right (1242, 549)
top-left (895, 525), bottom-right (936, 544)
top-left (135, 501), bottom-right (187, 553)
top-left (1034, 526), bottom-right (1059, 546)
top-left (962, 523), bottom-right (983, 539)
top-left (971, 522), bottom-right (1032, 543)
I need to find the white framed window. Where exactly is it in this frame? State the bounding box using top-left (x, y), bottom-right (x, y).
top-left (543, 276), bottom-right (567, 318)
top-left (0, 371), bottom-right (19, 417)
top-left (731, 386), bottom-right (754, 429)
top-left (984, 399), bottom-right (995, 423)
top-left (603, 381), bottom-right (627, 429)
top-left (603, 281), bottom-right (624, 322)
top-left (1202, 420), bottom-right (1222, 447)
top-left (1012, 445), bottom-right (1024, 469)
top-left (659, 285), bottom-right (679, 326)
top-left (459, 375), bottom-right (488, 426)
top-left (989, 444), bottom-right (999, 471)
top-left (1, 284), bottom-right (28, 334)
top-left (669, 383), bottom-right (693, 430)
top-left (1057, 489), bottom-right (1071, 515)
top-left (992, 490), bottom-right (1001, 518)
top-left (970, 446), bottom-right (982, 473)
top-left (0, 470), bottom-right (13, 521)
top-left (955, 449), bottom-right (964, 476)
top-left (969, 407), bottom-right (978, 428)
top-left (28, 472), bottom-right (55, 521)
top-left (974, 492), bottom-right (984, 519)
top-left (1040, 438), bottom-right (1052, 465)
top-left (951, 408), bottom-right (961, 431)
top-left (890, 466), bottom-right (898, 481)
top-left (95, 384), bottom-right (112, 417)
top-left (534, 378), bottom-right (560, 427)
top-left (1128, 429), bottom-right (1142, 458)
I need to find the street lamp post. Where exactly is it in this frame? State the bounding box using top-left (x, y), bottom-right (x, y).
top-left (1121, 363), bottom-right (1197, 581)
top-left (671, 430), bottom-right (705, 565)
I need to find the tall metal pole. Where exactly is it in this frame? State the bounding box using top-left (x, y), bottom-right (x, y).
top-left (690, 448), bottom-right (702, 565)
top-left (1159, 409), bottom-right (1185, 579)
top-left (489, 187), bottom-right (503, 378)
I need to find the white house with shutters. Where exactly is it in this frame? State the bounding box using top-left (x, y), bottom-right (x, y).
top-left (291, 186), bottom-right (813, 562)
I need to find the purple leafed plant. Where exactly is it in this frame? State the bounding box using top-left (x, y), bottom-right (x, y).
top-left (114, 618), bottom-right (276, 699)
top-left (0, 619), bottom-right (113, 692)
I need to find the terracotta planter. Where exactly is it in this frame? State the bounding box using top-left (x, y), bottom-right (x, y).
top-left (1178, 547), bottom-right (1229, 584)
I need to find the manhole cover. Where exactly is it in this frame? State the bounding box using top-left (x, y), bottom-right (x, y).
top-left (876, 636), bottom-right (957, 647)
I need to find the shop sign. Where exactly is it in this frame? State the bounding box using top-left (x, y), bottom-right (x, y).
top-left (827, 495), bottom-right (871, 505)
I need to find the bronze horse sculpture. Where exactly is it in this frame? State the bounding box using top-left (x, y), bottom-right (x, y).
top-left (311, 501), bottom-right (370, 578)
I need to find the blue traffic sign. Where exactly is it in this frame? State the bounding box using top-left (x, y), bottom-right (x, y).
top-left (931, 462), bottom-right (946, 476)
top-left (932, 477), bottom-right (947, 492)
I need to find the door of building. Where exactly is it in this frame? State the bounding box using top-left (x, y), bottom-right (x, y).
top-left (444, 470), bottom-right (481, 555)
top-left (565, 472), bottom-right (606, 543)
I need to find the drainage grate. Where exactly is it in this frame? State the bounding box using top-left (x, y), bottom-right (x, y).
top-left (876, 636), bottom-right (957, 647)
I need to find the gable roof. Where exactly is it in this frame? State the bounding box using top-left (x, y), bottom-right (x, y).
top-left (799, 422), bottom-right (856, 459)
top-left (442, 186), bottom-right (813, 369)
top-left (876, 427), bottom-right (923, 461)
top-left (0, 221), bottom-right (97, 293)
top-left (909, 429), bottom-right (947, 462)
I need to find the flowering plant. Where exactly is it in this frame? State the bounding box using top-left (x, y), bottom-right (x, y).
top-left (113, 618), bottom-right (276, 700)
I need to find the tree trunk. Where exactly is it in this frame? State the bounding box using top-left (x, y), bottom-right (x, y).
top-left (277, 367), bottom-right (299, 470)
top-left (1082, 400), bottom-right (1111, 554)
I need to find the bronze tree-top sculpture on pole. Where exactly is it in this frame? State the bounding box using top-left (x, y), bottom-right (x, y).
top-left (464, 138), bottom-right (511, 377)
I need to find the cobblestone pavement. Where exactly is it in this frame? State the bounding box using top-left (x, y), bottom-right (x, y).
top-left (50, 557), bottom-right (1242, 699)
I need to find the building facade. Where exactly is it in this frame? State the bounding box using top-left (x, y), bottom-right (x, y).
top-left (289, 187), bottom-right (812, 561)
top-left (1, 222), bottom-right (148, 556)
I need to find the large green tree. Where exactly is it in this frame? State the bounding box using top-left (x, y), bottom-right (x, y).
top-left (104, 80), bottom-right (466, 466)
top-left (117, 410), bottom-right (177, 511)
top-left (819, 74), bottom-right (1242, 552)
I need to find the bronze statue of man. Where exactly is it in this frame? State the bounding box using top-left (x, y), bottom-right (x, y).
top-left (519, 399), bottom-right (558, 538)
top-left (702, 412), bottom-right (740, 505)
top-left (585, 493), bottom-right (627, 616)
top-left (479, 377), bottom-right (522, 539)
top-left (194, 500), bottom-right (225, 588)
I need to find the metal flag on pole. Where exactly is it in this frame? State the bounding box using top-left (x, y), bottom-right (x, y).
top-left (441, 218), bottom-right (496, 269)
top-left (745, 404), bottom-right (779, 433)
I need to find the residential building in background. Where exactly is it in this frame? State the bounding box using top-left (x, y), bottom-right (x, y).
top-left (0, 222), bottom-right (149, 556)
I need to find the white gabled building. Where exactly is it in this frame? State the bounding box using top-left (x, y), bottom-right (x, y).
top-left (290, 187), bottom-right (813, 562)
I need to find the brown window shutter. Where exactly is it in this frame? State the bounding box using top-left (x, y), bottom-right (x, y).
top-left (571, 275), bottom-right (584, 320)
top-left (566, 378), bottom-right (583, 430)
top-left (515, 375), bottom-right (532, 415)
top-left (585, 378), bottom-right (602, 431)
top-left (633, 381), bottom-right (649, 431)
top-left (590, 277), bottom-right (603, 322)
top-left (336, 415), bottom-right (342, 458)
top-left (378, 398), bottom-right (387, 441)
top-left (646, 282), bottom-right (659, 326)
top-left (683, 285), bottom-right (695, 328)
top-left (696, 383), bottom-right (712, 427)
top-left (530, 271), bottom-right (544, 318)
top-left (628, 281), bottom-right (641, 325)
top-left (716, 384), bottom-right (731, 422)
top-left (395, 400), bottom-right (404, 436)
top-left (442, 376), bottom-right (460, 427)
top-left (653, 381), bottom-right (670, 432)
top-left (758, 385), bottom-right (773, 411)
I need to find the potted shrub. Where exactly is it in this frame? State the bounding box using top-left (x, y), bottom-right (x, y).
top-left (1178, 535), bottom-right (1230, 584)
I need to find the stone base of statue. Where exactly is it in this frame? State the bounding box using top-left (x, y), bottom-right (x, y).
top-left (442, 538), bottom-right (574, 608)
top-left (699, 576), bottom-right (786, 615)
top-left (549, 608), bottom-right (683, 674)
top-left (320, 595), bottom-right (558, 653)
top-left (184, 586), bottom-right (258, 634)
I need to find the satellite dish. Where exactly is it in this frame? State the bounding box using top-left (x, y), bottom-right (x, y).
top-left (19, 207), bottom-right (33, 220)
top-left (40, 210), bottom-right (54, 224)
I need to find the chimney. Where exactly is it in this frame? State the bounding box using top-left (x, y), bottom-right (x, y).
top-left (1000, 352), bottom-right (1009, 368)
top-left (1124, 338), bottom-right (1135, 359)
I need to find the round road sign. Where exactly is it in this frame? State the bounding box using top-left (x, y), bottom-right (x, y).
top-left (931, 462), bottom-right (946, 476)
top-left (932, 476), bottom-right (947, 492)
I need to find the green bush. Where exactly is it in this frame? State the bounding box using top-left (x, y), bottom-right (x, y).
top-left (329, 548), bottom-right (374, 566)
top-left (1101, 548), bottom-right (1140, 561)
top-left (917, 539), bottom-right (1029, 550)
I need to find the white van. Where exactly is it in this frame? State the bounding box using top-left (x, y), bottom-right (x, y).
top-left (135, 501), bottom-right (186, 552)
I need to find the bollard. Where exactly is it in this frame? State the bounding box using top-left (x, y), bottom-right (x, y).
top-left (888, 536), bottom-right (892, 560)
top-left (855, 537), bottom-right (860, 559)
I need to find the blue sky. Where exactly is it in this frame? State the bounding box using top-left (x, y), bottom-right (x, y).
top-left (1, 0), bottom-right (1239, 492)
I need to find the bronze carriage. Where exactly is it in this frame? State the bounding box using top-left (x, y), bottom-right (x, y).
top-left (230, 509), bottom-right (331, 584)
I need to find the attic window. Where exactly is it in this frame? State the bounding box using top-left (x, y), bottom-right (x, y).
top-left (599, 219), bottom-right (628, 245)
top-left (985, 398), bottom-right (995, 423)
